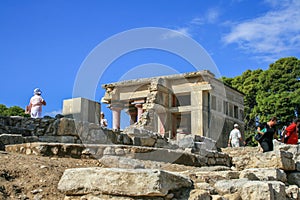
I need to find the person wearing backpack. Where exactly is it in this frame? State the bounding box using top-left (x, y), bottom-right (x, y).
top-left (256, 116), bottom-right (278, 152)
top-left (281, 118), bottom-right (300, 144)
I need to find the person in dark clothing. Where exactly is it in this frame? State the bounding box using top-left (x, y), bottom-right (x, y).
top-left (257, 116), bottom-right (278, 152)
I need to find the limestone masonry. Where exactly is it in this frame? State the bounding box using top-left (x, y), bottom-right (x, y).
top-left (101, 70), bottom-right (244, 147)
top-left (2, 115), bottom-right (300, 199)
top-left (1, 71), bottom-right (300, 199)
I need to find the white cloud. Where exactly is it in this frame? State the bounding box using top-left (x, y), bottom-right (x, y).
top-left (206, 8), bottom-right (220, 24)
top-left (44, 109), bottom-right (62, 117)
top-left (190, 17), bottom-right (204, 25)
top-left (175, 28), bottom-right (192, 37)
top-left (161, 27), bottom-right (192, 39)
top-left (164, 8), bottom-right (221, 39)
top-left (223, 0), bottom-right (300, 56)
top-left (263, 0), bottom-right (291, 8)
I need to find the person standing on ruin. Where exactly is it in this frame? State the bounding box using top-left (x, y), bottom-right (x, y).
top-left (26, 88), bottom-right (46, 118)
top-left (281, 118), bottom-right (300, 144)
top-left (100, 112), bottom-right (108, 127)
top-left (256, 116), bottom-right (278, 152)
top-left (228, 124), bottom-right (245, 147)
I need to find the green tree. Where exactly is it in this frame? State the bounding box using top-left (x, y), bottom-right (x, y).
top-left (222, 69), bottom-right (263, 130)
top-left (254, 57), bottom-right (300, 125)
top-left (222, 57), bottom-right (300, 128)
top-left (222, 57), bottom-right (300, 146)
top-left (0, 104), bottom-right (29, 117)
top-left (0, 104), bottom-right (7, 115)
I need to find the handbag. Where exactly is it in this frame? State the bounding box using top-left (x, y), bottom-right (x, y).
top-left (254, 133), bottom-right (263, 142)
top-left (254, 127), bottom-right (266, 142)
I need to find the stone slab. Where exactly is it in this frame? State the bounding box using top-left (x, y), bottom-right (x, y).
top-left (58, 168), bottom-right (192, 197)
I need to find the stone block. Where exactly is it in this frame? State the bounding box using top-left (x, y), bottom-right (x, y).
top-left (23, 136), bottom-right (39, 143)
top-left (214, 179), bottom-right (248, 195)
top-left (177, 134), bottom-right (194, 149)
top-left (133, 136), bottom-right (156, 147)
top-left (58, 168), bottom-right (192, 197)
top-left (239, 168), bottom-right (287, 182)
top-left (120, 134), bottom-right (132, 145)
top-left (240, 181), bottom-right (285, 200)
top-left (57, 118), bottom-right (76, 136)
top-left (191, 171), bottom-right (240, 185)
top-left (154, 138), bottom-right (169, 148)
top-left (188, 189), bottom-right (211, 200)
top-left (98, 155), bottom-right (145, 169)
top-left (38, 136), bottom-right (76, 143)
top-left (65, 194), bottom-right (164, 200)
top-left (285, 185), bottom-right (300, 200)
top-left (0, 134), bottom-right (23, 150)
top-left (287, 172), bottom-right (300, 187)
top-left (62, 97), bottom-right (100, 124)
top-left (223, 147), bottom-right (295, 171)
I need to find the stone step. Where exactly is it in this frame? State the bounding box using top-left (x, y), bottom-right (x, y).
top-left (5, 143), bottom-right (231, 167)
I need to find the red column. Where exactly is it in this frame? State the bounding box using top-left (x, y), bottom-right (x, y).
top-left (134, 103), bottom-right (143, 122)
top-left (110, 104), bottom-right (123, 130)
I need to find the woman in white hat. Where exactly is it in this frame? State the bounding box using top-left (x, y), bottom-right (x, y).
top-left (27, 88), bottom-right (46, 118)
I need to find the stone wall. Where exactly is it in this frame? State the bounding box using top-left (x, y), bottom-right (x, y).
top-left (0, 116), bottom-right (129, 150)
top-left (1, 115), bottom-right (233, 169)
top-left (3, 115), bottom-right (300, 199)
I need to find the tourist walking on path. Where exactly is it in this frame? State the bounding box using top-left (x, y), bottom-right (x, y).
top-left (228, 124), bottom-right (245, 147)
top-left (281, 118), bottom-right (300, 144)
top-left (26, 88), bottom-right (46, 118)
top-left (256, 116), bottom-right (278, 152)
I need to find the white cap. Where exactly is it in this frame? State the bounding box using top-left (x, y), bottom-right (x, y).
top-left (234, 124), bottom-right (239, 127)
top-left (33, 88), bottom-right (42, 95)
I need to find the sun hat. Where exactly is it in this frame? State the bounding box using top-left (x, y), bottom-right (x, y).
top-left (33, 88), bottom-right (42, 95)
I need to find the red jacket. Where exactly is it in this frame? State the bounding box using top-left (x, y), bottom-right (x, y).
top-left (286, 123), bottom-right (298, 144)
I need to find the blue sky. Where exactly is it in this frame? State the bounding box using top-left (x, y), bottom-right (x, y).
top-left (1, 0), bottom-right (300, 127)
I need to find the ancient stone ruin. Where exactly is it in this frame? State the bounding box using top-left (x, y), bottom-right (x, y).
top-left (101, 71), bottom-right (244, 148)
top-left (1, 71), bottom-right (300, 199)
top-left (1, 115), bottom-right (300, 199)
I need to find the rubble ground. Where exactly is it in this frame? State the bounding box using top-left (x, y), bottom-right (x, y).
top-left (0, 151), bottom-right (101, 200)
top-left (0, 151), bottom-right (198, 200)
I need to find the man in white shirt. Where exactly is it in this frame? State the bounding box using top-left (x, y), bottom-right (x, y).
top-left (28, 88), bottom-right (46, 118)
top-left (228, 124), bottom-right (245, 147)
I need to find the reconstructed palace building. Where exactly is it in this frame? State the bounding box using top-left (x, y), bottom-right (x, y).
top-left (101, 70), bottom-right (244, 147)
